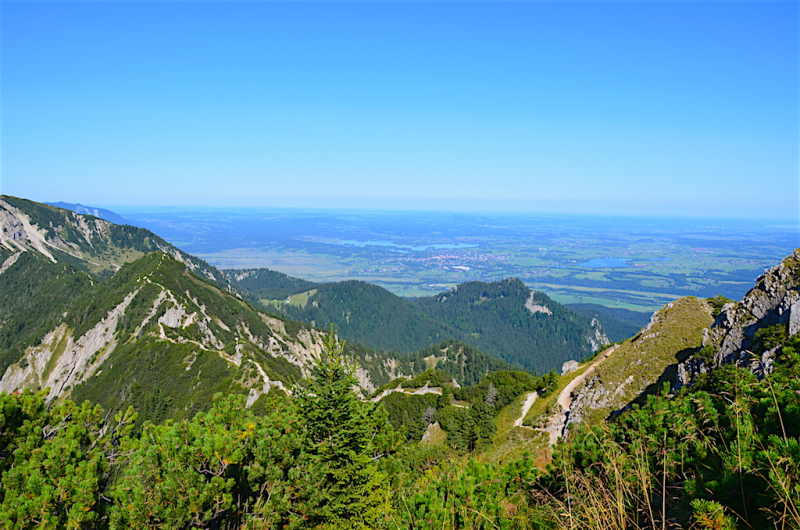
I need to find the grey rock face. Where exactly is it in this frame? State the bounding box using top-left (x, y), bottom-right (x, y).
top-left (567, 375), bottom-right (610, 428)
top-left (678, 249), bottom-right (800, 386)
top-left (561, 360), bottom-right (579, 376)
top-left (586, 317), bottom-right (611, 351)
top-left (789, 298), bottom-right (800, 336)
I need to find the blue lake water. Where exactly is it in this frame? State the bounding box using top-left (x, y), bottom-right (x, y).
top-left (578, 258), bottom-right (632, 268)
top-left (334, 240), bottom-right (478, 252)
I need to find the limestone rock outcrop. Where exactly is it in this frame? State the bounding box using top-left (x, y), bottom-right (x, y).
top-left (677, 249), bottom-right (800, 387)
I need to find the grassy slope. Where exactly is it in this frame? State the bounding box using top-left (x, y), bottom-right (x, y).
top-left (577, 296), bottom-right (713, 425)
top-left (481, 392), bottom-right (549, 465)
top-left (522, 296), bottom-right (714, 431)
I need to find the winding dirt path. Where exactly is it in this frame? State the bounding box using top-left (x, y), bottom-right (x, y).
top-left (514, 392), bottom-right (538, 428)
top-left (543, 345), bottom-right (617, 445)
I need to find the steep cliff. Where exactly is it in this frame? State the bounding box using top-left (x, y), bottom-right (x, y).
top-left (677, 248), bottom-right (800, 385)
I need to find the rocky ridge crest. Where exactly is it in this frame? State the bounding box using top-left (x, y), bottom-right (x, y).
top-left (678, 249), bottom-right (800, 386)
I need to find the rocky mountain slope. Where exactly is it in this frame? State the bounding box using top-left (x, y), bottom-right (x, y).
top-left (1, 195), bottom-right (225, 281)
top-left (1, 253), bottom-right (302, 418)
top-left (524, 249), bottom-right (800, 441)
top-left (679, 248), bottom-right (800, 384)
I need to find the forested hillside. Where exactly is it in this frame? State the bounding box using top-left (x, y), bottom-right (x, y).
top-left (0, 252), bottom-right (95, 375)
top-left (398, 339), bottom-right (522, 387)
top-left (273, 280), bottom-right (456, 354)
top-left (224, 267), bottom-right (318, 302)
top-left (239, 274), bottom-right (607, 374)
top-left (412, 279), bottom-right (606, 373)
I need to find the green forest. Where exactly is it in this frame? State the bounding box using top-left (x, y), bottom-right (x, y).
top-left (275, 280), bottom-right (457, 357)
top-left (248, 276), bottom-right (607, 374)
top-left (224, 268), bottom-right (318, 303)
top-left (411, 279), bottom-right (598, 372)
top-left (397, 340), bottom-right (522, 387)
top-left (1, 327), bottom-right (797, 529)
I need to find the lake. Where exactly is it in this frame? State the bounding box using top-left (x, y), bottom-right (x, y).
top-left (578, 258), bottom-right (632, 268)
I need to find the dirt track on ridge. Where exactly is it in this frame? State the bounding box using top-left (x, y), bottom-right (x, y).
top-left (543, 345), bottom-right (617, 445)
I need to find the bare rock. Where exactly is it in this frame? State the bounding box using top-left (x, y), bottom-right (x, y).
top-left (561, 360), bottom-right (579, 375)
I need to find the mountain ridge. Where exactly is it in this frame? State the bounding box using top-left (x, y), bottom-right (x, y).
top-left (1, 195), bottom-right (227, 282)
top-left (230, 273), bottom-right (609, 374)
top-left (45, 201), bottom-right (131, 226)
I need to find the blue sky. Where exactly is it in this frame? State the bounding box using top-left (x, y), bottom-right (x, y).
top-left (2, 1), bottom-right (798, 218)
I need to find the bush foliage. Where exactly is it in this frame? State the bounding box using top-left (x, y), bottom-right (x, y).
top-left (1, 330), bottom-right (798, 529)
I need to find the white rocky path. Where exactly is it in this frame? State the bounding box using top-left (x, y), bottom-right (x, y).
top-left (514, 392), bottom-right (538, 428)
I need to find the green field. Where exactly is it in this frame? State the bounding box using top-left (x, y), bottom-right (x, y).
top-left (119, 208), bottom-right (795, 311)
top-left (199, 239), bottom-right (781, 311)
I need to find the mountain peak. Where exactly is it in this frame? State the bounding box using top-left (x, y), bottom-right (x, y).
top-left (46, 201), bottom-right (131, 226)
top-left (677, 247), bottom-right (800, 386)
top-left (0, 195), bottom-right (225, 282)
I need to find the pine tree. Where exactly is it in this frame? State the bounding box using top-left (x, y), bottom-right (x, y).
top-left (295, 329), bottom-right (393, 528)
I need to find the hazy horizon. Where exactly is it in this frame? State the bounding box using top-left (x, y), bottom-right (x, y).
top-left (3, 1), bottom-right (798, 220)
top-left (97, 202), bottom-right (798, 223)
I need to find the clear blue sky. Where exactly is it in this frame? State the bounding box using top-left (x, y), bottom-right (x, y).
top-left (2, 1), bottom-right (798, 218)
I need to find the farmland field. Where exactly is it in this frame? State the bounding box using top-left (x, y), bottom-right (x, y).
top-left (112, 206), bottom-right (799, 312)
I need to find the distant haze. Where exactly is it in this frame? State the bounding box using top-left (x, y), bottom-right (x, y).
top-left (2, 1), bottom-right (798, 219)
